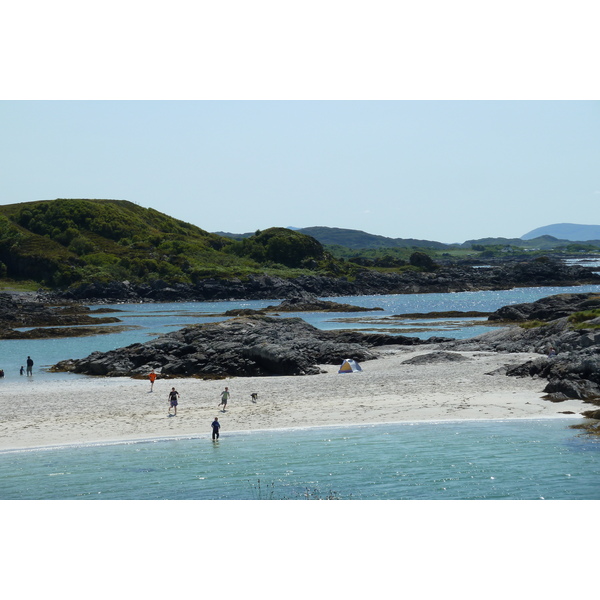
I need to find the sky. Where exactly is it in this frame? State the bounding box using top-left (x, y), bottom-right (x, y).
top-left (1, 100), bottom-right (599, 244)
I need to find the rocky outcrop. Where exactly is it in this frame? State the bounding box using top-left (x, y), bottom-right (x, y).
top-left (488, 292), bottom-right (600, 322)
top-left (225, 291), bottom-right (384, 316)
top-left (447, 293), bottom-right (600, 403)
top-left (48, 258), bottom-right (600, 303)
top-left (401, 351), bottom-right (473, 365)
top-left (0, 292), bottom-right (121, 339)
top-left (52, 315), bottom-right (434, 378)
top-left (505, 351), bottom-right (600, 404)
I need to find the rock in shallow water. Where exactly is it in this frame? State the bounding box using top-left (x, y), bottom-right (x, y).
top-left (52, 315), bottom-right (427, 378)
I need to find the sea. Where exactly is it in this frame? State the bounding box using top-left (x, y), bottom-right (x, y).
top-left (2, 283), bottom-right (600, 500)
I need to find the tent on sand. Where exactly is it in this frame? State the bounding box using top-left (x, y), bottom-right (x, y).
top-left (338, 358), bottom-right (362, 374)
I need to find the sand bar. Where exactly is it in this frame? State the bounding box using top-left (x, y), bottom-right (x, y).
top-left (0, 346), bottom-right (591, 451)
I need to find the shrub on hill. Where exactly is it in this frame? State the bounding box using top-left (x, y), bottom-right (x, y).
top-left (227, 227), bottom-right (327, 268)
top-left (409, 251), bottom-right (438, 271)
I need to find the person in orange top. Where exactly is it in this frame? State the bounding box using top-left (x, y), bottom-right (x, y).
top-left (149, 369), bottom-right (157, 391)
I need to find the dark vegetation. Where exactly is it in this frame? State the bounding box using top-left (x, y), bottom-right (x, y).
top-left (1, 199), bottom-right (599, 293)
top-left (0, 199), bottom-right (366, 288)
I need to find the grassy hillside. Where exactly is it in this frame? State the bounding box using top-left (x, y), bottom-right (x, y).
top-left (0, 199), bottom-right (356, 288)
top-left (3, 199), bottom-right (598, 290)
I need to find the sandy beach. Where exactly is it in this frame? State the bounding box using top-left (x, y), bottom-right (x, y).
top-left (0, 345), bottom-right (591, 451)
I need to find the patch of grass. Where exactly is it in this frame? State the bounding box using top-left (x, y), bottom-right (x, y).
top-left (567, 309), bottom-right (600, 329)
top-left (0, 279), bottom-right (47, 292)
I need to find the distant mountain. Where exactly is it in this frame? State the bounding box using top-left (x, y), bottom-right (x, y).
top-left (294, 227), bottom-right (449, 250)
top-left (522, 223), bottom-right (600, 241)
top-left (215, 226), bottom-right (449, 249)
top-left (461, 235), bottom-right (572, 249)
top-left (216, 224), bottom-right (600, 252)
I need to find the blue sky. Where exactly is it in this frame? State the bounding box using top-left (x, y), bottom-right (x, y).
top-left (1, 100), bottom-right (599, 243)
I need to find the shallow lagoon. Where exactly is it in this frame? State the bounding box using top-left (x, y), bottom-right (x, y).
top-left (2, 419), bottom-right (599, 500)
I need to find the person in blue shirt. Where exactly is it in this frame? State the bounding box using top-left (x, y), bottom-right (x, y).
top-left (211, 417), bottom-right (220, 441)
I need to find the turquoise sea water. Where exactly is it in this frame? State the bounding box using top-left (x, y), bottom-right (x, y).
top-left (1, 419), bottom-right (599, 500)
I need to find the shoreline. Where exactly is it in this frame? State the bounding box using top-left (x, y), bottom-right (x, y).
top-left (1, 346), bottom-right (592, 452)
top-left (0, 414), bottom-right (585, 454)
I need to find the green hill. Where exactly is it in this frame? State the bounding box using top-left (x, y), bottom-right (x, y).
top-left (0, 199), bottom-right (348, 288)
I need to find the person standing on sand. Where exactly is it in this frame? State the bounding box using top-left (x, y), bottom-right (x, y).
top-left (26, 356), bottom-right (33, 376)
top-left (149, 369), bottom-right (157, 391)
top-left (168, 387), bottom-right (179, 416)
top-left (211, 417), bottom-right (220, 441)
top-left (218, 387), bottom-right (230, 411)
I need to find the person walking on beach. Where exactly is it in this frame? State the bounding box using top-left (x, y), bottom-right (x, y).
top-left (218, 386), bottom-right (230, 411)
top-left (149, 369), bottom-right (157, 391)
top-left (26, 356), bottom-right (33, 376)
top-left (20, 366), bottom-right (24, 376)
top-left (168, 387), bottom-right (179, 416)
top-left (211, 417), bottom-right (220, 441)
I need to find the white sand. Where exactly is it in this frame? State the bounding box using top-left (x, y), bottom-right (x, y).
top-left (0, 346), bottom-right (590, 451)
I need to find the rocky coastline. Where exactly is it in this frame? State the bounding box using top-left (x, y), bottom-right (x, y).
top-left (51, 315), bottom-right (443, 378)
top-left (45, 257), bottom-right (600, 303)
top-left (0, 292), bottom-right (122, 339)
top-left (5, 272), bottom-right (600, 417)
top-left (49, 291), bottom-right (600, 409)
top-left (447, 292), bottom-right (600, 406)
top-left (224, 290), bottom-right (384, 316)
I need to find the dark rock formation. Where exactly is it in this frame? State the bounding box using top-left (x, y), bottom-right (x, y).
top-left (401, 351), bottom-right (472, 365)
top-left (51, 314), bottom-right (434, 378)
top-left (224, 291), bottom-right (384, 316)
top-left (48, 258), bottom-right (600, 303)
top-left (0, 292), bottom-right (121, 339)
top-left (447, 293), bottom-right (600, 403)
top-left (264, 291), bottom-right (384, 313)
top-left (505, 351), bottom-right (600, 404)
top-left (488, 292), bottom-right (600, 322)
